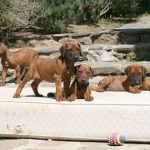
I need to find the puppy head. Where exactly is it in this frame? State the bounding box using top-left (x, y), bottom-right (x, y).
top-left (0, 42), bottom-right (7, 55)
top-left (59, 40), bottom-right (82, 62)
top-left (125, 64), bottom-right (147, 87)
top-left (75, 64), bottom-right (93, 85)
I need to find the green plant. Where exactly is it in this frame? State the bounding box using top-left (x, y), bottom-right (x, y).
top-left (127, 51), bottom-right (138, 62)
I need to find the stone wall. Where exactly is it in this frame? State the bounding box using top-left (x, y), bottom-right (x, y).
top-left (2, 28), bottom-right (150, 77)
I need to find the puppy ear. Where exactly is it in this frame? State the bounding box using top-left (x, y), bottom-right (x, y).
top-left (141, 66), bottom-right (147, 78)
top-left (59, 43), bottom-right (67, 58)
top-left (90, 67), bottom-right (94, 78)
top-left (74, 65), bottom-right (81, 78)
top-left (125, 66), bottom-right (131, 76)
top-left (0, 42), bottom-right (7, 53)
top-left (74, 65), bottom-right (81, 74)
top-left (78, 42), bottom-right (83, 57)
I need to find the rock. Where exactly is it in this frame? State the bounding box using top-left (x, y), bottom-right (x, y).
top-left (59, 37), bottom-right (73, 44)
top-left (93, 33), bottom-right (119, 44)
top-left (78, 37), bottom-right (92, 45)
top-left (49, 52), bottom-right (61, 59)
top-left (119, 33), bottom-right (140, 44)
top-left (28, 39), bottom-right (37, 47)
top-left (83, 47), bottom-right (118, 62)
top-left (43, 39), bottom-right (60, 47)
top-left (28, 39), bottom-right (60, 48)
top-left (141, 34), bottom-right (150, 42)
top-left (52, 34), bottom-right (71, 41)
top-left (36, 46), bottom-right (60, 55)
top-left (99, 50), bottom-right (118, 62)
top-left (13, 40), bottom-right (26, 48)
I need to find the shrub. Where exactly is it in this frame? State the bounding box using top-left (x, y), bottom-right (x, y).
top-left (0, 0), bottom-right (150, 33)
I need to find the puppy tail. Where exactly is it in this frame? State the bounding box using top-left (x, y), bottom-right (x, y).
top-left (90, 85), bottom-right (105, 92)
top-left (90, 86), bottom-right (98, 91)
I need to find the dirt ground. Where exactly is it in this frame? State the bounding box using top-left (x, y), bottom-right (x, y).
top-left (67, 17), bottom-right (137, 33)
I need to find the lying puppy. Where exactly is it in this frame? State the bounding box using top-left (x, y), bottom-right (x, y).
top-left (91, 64), bottom-right (150, 93)
top-left (67, 64), bottom-right (93, 101)
top-left (13, 40), bottom-right (82, 102)
top-left (0, 42), bottom-right (38, 85)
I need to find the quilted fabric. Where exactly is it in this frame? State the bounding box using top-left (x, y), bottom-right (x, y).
top-left (0, 86), bottom-right (150, 142)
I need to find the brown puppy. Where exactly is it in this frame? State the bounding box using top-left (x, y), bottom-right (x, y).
top-left (0, 42), bottom-right (38, 85)
top-left (91, 64), bottom-right (150, 93)
top-left (13, 40), bottom-right (82, 101)
top-left (67, 64), bottom-right (93, 101)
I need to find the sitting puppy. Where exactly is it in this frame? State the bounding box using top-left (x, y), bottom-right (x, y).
top-left (0, 42), bottom-right (38, 85)
top-left (91, 64), bottom-right (150, 93)
top-left (67, 64), bottom-right (93, 101)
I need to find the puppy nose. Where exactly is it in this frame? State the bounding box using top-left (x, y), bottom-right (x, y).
top-left (72, 54), bottom-right (79, 61)
top-left (134, 80), bottom-right (140, 85)
top-left (81, 79), bottom-right (86, 83)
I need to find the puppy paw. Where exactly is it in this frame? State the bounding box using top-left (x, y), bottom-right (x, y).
top-left (129, 87), bottom-right (141, 93)
top-left (56, 94), bottom-right (64, 102)
top-left (85, 95), bottom-right (93, 101)
top-left (0, 83), bottom-right (5, 86)
top-left (13, 93), bottom-right (20, 98)
top-left (67, 94), bottom-right (77, 101)
top-left (97, 88), bottom-right (105, 92)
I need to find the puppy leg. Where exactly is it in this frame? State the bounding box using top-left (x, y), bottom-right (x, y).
top-left (84, 87), bottom-right (93, 101)
top-left (142, 79), bottom-right (150, 91)
top-left (67, 81), bottom-right (77, 101)
top-left (129, 86), bottom-right (141, 93)
top-left (0, 66), bottom-right (7, 86)
top-left (63, 78), bottom-right (71, 98)
top-left (15, 65), bottom-right (21, 84)
top-left (13, 70), bottom-right (32, 98)
top-left (31, 79), bottom-right (43, 97)
top-left (54, 75), bottom-right (63, 102)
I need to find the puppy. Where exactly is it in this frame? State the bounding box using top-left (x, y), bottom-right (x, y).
top-left (91, 64), bottom-right (150, 93)
top-left (13, 40), bottom-right (82, 102)
top-left (67, 64), bottom-right (93, 101)
top-left (0, 42), bottom-right (38, 85)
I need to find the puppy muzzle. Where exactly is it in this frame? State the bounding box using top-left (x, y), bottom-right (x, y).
top-left (69, 54), bottom-right (79, 62)
top-left (132, 79), bottom-right (142, 87)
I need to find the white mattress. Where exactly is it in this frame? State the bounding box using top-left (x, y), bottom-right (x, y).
top-left (0, 85), bottom-right (150, 142)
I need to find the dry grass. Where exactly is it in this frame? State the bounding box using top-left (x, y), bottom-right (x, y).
top-left (67, 19), bottom-right (123, 33)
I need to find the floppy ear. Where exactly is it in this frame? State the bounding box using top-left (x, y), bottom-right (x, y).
top-left (90, 67), bottom-right (94, 78)
top-left (74, 65), bottom-right (81, 75)
top-left (59, 43), bottom-right (67, 58)
top-left (0, 42), bottom-right (7, 53)
top-left (141, 66), bottom-right (147, 78)
top-left (125, 66), bottom-right (131, 76)
top-left (78, 42), bottom-right (83, 57)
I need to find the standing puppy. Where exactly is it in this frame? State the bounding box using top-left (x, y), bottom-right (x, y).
top-left (91, 64), bottom-right (150, 93)
top-left (13, 40), bottom-right (82, 102)
top-left (67, 64), bottom-right (93, 101)
top-left (0, 42), bottom-right (38, 85)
